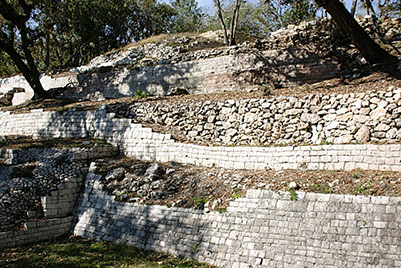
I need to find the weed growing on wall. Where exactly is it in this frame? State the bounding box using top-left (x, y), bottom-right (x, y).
top-left (192, 196), bottom-right (208, 209)
top-left (288, 188), bottom-right (298, 201)
top-left (134, 90), bottom-right (152, 99)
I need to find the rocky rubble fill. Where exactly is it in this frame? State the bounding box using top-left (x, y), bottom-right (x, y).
top-left (0, 148), bottom-right (87, 231)
top-left (96, 158), bottom-right (238, 210)
top-left (96, 157), bottom-right (401, 212)
top-left (107, 85), bottom-right (401, 146)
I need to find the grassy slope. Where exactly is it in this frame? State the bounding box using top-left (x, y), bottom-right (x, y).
top-left (0, 236), bottom-right (216, 268)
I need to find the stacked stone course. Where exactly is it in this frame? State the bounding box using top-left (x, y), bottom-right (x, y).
top-left (0, 145), bottom-right (118, 249)
top-left (1, 107), bottom-right (400, 172)
top-left (71, 163), bottom-right (401, 267)
top-left (125, 86), bottom-right (401, 146)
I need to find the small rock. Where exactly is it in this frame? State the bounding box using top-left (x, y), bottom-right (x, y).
top-left (289, 181), bottom-right (299, 189)
top-left (145, 164), bottom-right (164, 176)
top-left (354, 125), bottom-right (370, 143)
top-left (105, 167), bottom-right (125, 181)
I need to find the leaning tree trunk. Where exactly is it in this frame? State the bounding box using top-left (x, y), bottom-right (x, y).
top-left (315, 0), bottom-right (398, 66)
top-left (0, 38), bottom-right (49, 99)
top-left (214, 0), bottom-right (229, 45)
top-left (0, 0), bottom-right (50, 99)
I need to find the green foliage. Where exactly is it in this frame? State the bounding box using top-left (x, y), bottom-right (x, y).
top-left (0, 236), bottom-right (215, 267)
top-left (0, 0), bottom-right (176, 76)
top-left (354, 180), bottom-right (372, 195)
top-left (134, 89), bottom-right (152, 99)
top-left (351, 170), bottom-right (364, 179)
top-left (170, 0), bottom-right (206, 33)
top-left (192, 196), bottom-right (208, 208)
top-left (233, 188), bottom-right (244, 199)
top-left (215, 207), bottom-right (227, 213)
top-left (0, 51), bottom-right (18, 77)
top-left (309, 183), bottom-right (334, 194)
top-left (288, 188), bottom-right (298, 201)
top-left (192, 243), bottom-right (200, 253)
top-left (282, 0), bottom-right (316, 26)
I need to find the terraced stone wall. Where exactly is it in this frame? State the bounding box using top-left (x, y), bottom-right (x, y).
top-left (71, 164), bottom-right (401, 268)
top-left (73, 48), bottom-right (339, 100)
top-left (0, 217), bottom-right (73, 249)
top-left (1, 106), bottom-right (401, 266)
top-left (0, 108), bottom-right (400, 172)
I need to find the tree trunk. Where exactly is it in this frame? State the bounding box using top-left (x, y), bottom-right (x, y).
top-left (0, 0), bottom-right (50, 99)
top-left (213, 0), bottom-right (229, 45)
top-left (364, 0), bottom-right (376, 16)
top-left (229, 0), bottom-right (242, 45)
top-left (315, 0), bottom-right (398, 66)
top-left (0, 38), bottom-right (49, 99)
top-left (351, 0), bottom-right (358, 16)
top-left (45, 31), bottom-right (50, 69)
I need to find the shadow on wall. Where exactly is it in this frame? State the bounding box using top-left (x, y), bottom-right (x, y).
top-left (235, 47), bottom-right (340, 90)
top-left (71, 169), bottom-right (211, 262)
top-left (36, 107), bottom-right (128, 146)
top-left (72, 60), bottom-right (200, 101)
top-left (35, 109), bottom-right (212, 260)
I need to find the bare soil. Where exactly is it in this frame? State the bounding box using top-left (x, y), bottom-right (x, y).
top-left (94, 156), bottom-right (401, 211)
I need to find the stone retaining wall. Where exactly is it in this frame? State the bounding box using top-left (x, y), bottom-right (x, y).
top-left (121, 86), bottom-right (401, 146)
top-left (0, 47), bottom-right (339, 104)
top-left (0, 146), bottom-right (118, 164)
top-left (0, 216), bottom-right (73, 249)
top-left (0, 108), bottom-right (400, 172)
top-left (0, 175), bottom-right (81, 249)
top-left (73, 48), bottom-right (339, 100)
top-left (71, 163), bottom-right (401, 268)
top-left (0, 145), bottom-right (119, 248)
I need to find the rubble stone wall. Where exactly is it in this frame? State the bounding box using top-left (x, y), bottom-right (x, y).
top-left (74, 48), bottom-right (339, 100)
top-left (0, 172), bottom-right (79, 249)
top-left (0, 146), bottom-right (118, 249)
top-left (71, 164), bottom-right (401, 268)
top-left (0, 108), bottom-right (400, 172)
top-left (126, 86), bottom-right (401, 146)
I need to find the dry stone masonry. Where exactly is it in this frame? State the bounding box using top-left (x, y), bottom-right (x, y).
top-left (4, 16), bottom-right (400, 104)
top-left (0, 145), bottom-right (118, 249)
top-left (1, 106), bottom-right (400, 172)
top-left (114, 86), bottom-right (401, 146)
top-left (1, 100), bottom-right (400, 266)
top-left (0, 16), bottom-right (401, 266)
top-left (71, 163), bottom-right (401, 268)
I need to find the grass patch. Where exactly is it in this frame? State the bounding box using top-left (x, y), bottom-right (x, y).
top-left (0, 236), bottom-right (216, 268)
top-left (192, 196), bottom-right (208, 209)
top-left (288, 188), bottom-right (298, 201)
top-left (309, 183), bottom-right (334, 194)
top-left (0, 136), bottom-right (107, 150)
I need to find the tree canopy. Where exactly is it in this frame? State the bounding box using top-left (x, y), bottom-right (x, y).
top-left (0, 0), bottom-right (399, 99)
